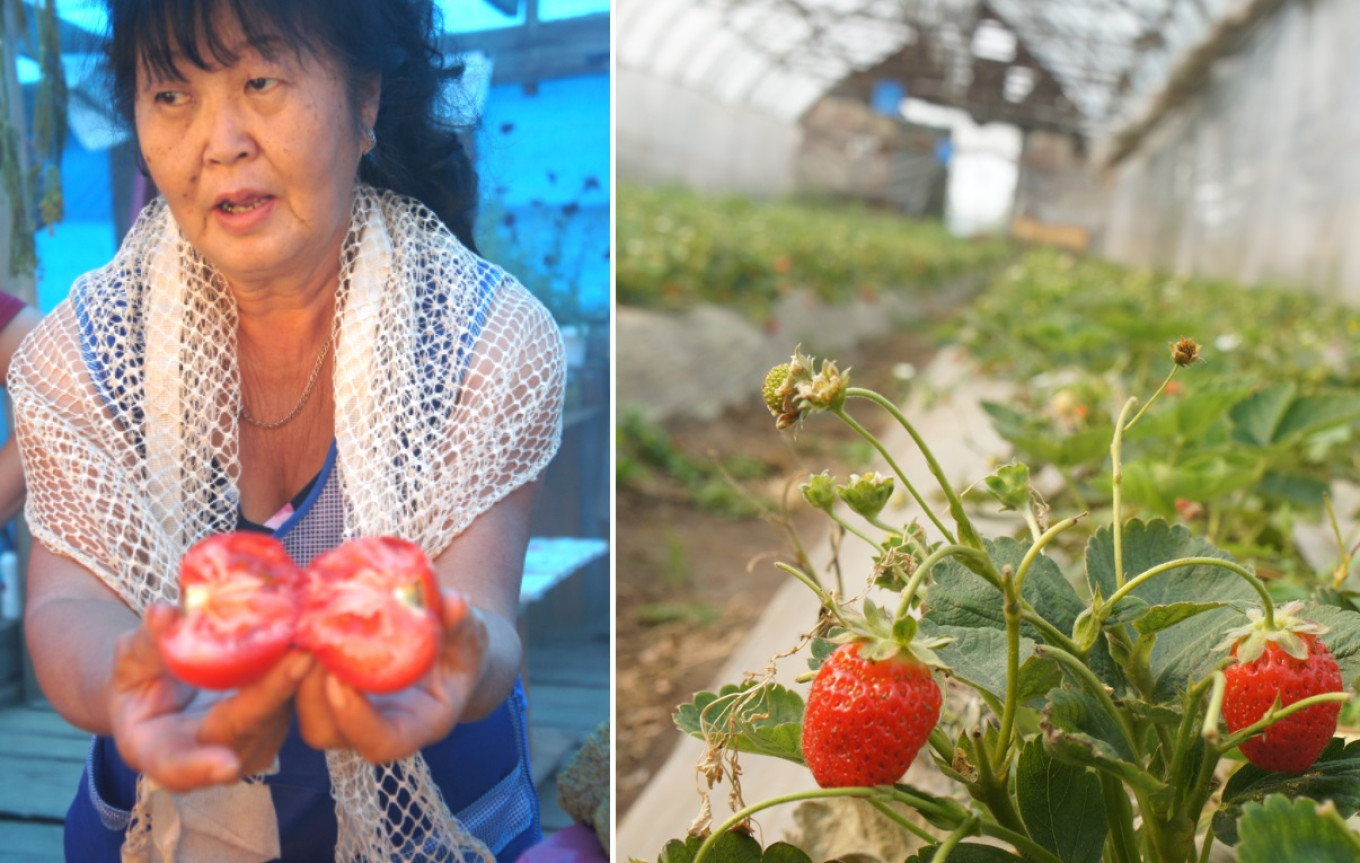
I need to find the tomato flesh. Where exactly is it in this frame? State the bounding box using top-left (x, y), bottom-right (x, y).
top-left (298, 536), bottom-right (442, 694)
top-left (159, 532), bottom-right (303, 690)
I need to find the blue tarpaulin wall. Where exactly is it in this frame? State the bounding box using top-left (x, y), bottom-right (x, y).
top-left (28, 1), bottom-right (610, 326)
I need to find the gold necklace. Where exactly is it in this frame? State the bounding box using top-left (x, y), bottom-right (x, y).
top-left (239, 324), bottom-right (336, 431)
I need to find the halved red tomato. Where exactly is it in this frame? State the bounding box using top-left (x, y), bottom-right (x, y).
top-left (158, 532), bottom-right (303, 690)
top-left (297, 537), bottom-right (443, 694)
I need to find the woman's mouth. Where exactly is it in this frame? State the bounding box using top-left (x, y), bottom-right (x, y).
top-left (218, 196), bottom-right (272, 214)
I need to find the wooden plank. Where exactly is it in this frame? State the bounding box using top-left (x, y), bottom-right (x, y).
top-left (0, 820), bottom-right (65, 859)
top-left (524, 684), bottom-right (607, 732)
top-left (0, 708), bottom-right (86, 740)
top-left (525, 640), bottom-right (610, 689)
top-left (529, 725), bottom-right (581, 788)
top-left (0, 752), bottom-right (82, 820)
top-left (0, 730), bottom-right (88, 762)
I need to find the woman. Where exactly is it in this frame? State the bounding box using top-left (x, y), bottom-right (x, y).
top-left (11, 1), bottom-right (564, 861)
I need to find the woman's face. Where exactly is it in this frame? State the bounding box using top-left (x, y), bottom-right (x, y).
top-left (134, 26), bottom-right (378, 292)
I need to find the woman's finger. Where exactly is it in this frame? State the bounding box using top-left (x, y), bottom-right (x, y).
top-left (200, 651), bottom-right (311, 737)
top-left (136, 732), bottom-right (242, 792)
top-left (296, 666), bottom-right (349, 751)
top-left (325, 676), bottom-right (446, 764)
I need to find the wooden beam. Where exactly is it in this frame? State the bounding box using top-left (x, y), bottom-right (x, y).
top-left (445, 15), bottom-right (609, 85)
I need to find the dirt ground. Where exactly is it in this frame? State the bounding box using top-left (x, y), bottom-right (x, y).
top-left (615, 326), bottom-right (946, 817)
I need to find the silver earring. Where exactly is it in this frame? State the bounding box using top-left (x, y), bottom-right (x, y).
top-left (362, 127), bottom-right (377, 156)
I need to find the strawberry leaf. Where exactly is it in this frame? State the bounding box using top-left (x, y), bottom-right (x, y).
top-left (1041, 685), bottom-right (1171, 804)
top-left (1295, 604), bottom-right (1360, 685)
top-left (919, 620), bottom-right (1034, 700)
top-left (1015, 738), bottom-right (1108, 863)
top-left (926, 537), bottom-right (1083, 639)
top-left (656, 832), bottom-right (763, 863)
top-left (1212, 738), bottom-right (1360, 846)
top-left (673, 682), bottom-right (805, 765)
top-left (905, 844), bottom-right (1025, 862)
top-left (1132, 601), bottom-right (1242, 636)
top-left (807, 637), bottom-right (837, 672)
top-left (759, 844), bottom-right (812, 863)
top-left (924, 536), bottom-right (1125, 694)
top-left (1234, 794), bottom-right (1360, 862)
top-left (1086, 519), bottom-right (1252, 703)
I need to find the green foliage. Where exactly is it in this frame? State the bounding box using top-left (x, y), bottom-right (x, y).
top-left (616, 411), bottom-right (772, 518)
top-left (1015, 738), bottom-right (1108, 863)
top-left (673, 681), bottom-right (806, 765)
top-left (905, 846), bottom-right (1025, 862)
top-left (617, 183), bottom-right (1012, 319)
top-left (1213, 739), bottom-right (1360, 845)
top-left (955, 250), bottom-right (1360, 579)
top-left (1235, 795), bottom-right (1360, 861)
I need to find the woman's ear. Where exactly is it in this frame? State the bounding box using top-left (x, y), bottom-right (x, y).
top-left (359, 76), bottom-right (382, 130)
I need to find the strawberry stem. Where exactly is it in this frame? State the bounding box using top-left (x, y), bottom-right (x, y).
top-left (774, 562), bottom-right (829, 606)
top-left (932, 815), bottom-right (980, 863)
top-left (1107, 556), bottom-right (1275, 629)
top-left (1034, 644), bottom-right (1140, 758)
top-left (994, 570), bottom-right (1023, 767)
top-left (691, 785), bottom-right (1064, 863)
top-left (831, 400), bottom-right (956, 543)
top-left (866, 799), bottom-right (938, 844)
top-left (826, 510), bottom-right (882, 549)
top-left (894, 543), bottom-right (995, 621)
top-left (1111, 396), bottom-right (1139, 590)
top-left (844, 388), bottom-right (979, 545)
top-left (1122, 364), bottom-right (1181, 433)
top-left (1211, 690), bottom-right (1351, 756)
top-left (1012, 512), bottom-right (1088, 595)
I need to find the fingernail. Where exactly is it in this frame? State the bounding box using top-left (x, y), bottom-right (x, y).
top-left (326, 675), bottom-right (347, 709)
top-left (289, 655), bottom-right (310, 682)
top-left (211, 764), bottom-right (238, 784)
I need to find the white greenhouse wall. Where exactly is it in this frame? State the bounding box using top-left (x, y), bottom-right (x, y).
top-left (1104, 0), bottom-right (1360, 301)
top-left (617, 69), bottom-right (801, 197)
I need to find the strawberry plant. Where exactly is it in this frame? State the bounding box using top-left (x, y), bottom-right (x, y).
top-left (617, 184), bottom-right (1013, 319)
top-left (652, 340), bottom-right (1360, 863)
top-left (951, 251), bottom-right (1360, 582)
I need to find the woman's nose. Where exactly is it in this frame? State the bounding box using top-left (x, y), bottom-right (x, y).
top-left (202, 103), bottom-right (257, 166)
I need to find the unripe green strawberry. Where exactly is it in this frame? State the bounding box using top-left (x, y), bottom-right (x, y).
top-left (802, 642), bottom-right (942, 788)
top-left (1223, 631), bottom-right (1343, 773)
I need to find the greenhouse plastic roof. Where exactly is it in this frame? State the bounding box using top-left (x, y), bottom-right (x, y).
top-left (619, 0), bottom-right (1262, 137)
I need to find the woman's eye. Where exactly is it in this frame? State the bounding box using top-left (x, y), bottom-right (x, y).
top-left (153, 90), bottom-right (188, 106)
top-left (246, 77), bottom-right (280, 93)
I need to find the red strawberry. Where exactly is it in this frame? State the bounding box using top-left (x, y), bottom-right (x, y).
top-left (1220, 605), bottom-right (1344, 774)
top-left (802, 642), bottom-right (942, 788)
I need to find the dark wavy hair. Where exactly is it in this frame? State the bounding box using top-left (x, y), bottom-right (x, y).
top-left (103, 0), bottom-right (480, 250)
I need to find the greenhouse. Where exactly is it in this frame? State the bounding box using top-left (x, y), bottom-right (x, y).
top-left (617, 1), bottom-right (1360, 862)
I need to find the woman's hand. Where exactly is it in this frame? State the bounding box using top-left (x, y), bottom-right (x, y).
top-left (295, 589), bottom-right (491, 763)
top-left (108, 604), bottom-right (310, 792)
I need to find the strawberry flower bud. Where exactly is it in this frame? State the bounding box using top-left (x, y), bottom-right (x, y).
top-left (984, 463), bottom-right (1031, 512)
top-left (1170, 337), bottom-right (1202, 367)
top-left (801, 471), bottom-right (838, 512)
top-left (837, 472), bottom-right (894, 520)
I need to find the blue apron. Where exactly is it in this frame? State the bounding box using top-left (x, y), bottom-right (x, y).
top-left (63, 446), bottom-right (541, 861)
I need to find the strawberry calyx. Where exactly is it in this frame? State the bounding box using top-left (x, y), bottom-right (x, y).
top-left (827, 594), bottom-right (951, 669)
top-left (1214, 601), bottom-right (1329, 665)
